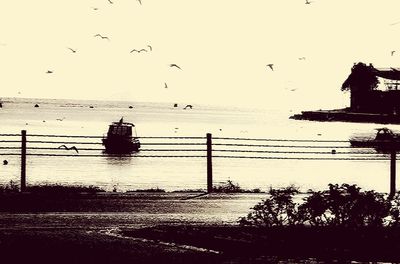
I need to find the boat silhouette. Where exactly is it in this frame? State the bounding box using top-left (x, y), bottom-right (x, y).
top-left (102, 118), bottom-right (141, 154)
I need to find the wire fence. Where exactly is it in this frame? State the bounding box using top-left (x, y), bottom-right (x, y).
top-left (0, 131), bottom-right (397, 193)
top-left (0, 132), bottom-right (389, 159)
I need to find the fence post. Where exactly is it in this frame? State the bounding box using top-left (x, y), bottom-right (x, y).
top-left (390, 150), bottom-right (396, 199)
top-left (21, 130), bottom-right (26, 192)
top-left (207, 133), bottom-right (213, 193)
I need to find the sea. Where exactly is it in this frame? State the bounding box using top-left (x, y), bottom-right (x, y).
top-left (0, 97), bottom-right (399, 193)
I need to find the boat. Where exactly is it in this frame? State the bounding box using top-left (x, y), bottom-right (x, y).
top-left (102, 118), bottom-right (141, 153)
top-left (350, 127), bottom-right (400, 151)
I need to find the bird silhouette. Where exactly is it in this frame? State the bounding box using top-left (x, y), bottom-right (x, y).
top-left (183, 104), bottom-right (193, 109)
top-left (298, 57), bottom-right (306, 60)
top-left (56, 117), bottom-right (65, 121)
top-left (169, 64), bottom-right (182, 70)
top-left (137, 0), bottom-right (142, 4)
top-left (266, 64), bottom-right (274, 71)
top-left (305, 0), bottom-right (312, 4)
top-left (164, 82), bottom-right (168, 88)
top-left (46, 70), bottom-right (53, 74)
top-left (3, 160), bottom-right (8, 165)
top-left (107, 0), bottom-right (113, 4)
top-left (67, 47), bottom-right (77, 53)
top-left (130, 49), bottom-right (147, 53)
top-left (94, 34), bottom-right (110, 40)
top-left (391, 50), bottom-right (396, 56)
top-left (58, 145), bottom-right (79, 153)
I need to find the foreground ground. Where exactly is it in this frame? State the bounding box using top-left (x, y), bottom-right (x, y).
top-left (0, 192), bottom-right (398, 263)
top-left (0, 192), bottom-right (266, 263)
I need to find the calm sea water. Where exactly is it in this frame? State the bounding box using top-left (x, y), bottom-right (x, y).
top-left (0, 97), bottom-right (399, 193)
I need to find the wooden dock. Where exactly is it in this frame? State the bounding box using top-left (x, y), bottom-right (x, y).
top-left (291, 109), bottom-right (400, 124)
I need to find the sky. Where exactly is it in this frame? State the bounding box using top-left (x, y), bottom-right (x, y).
top-left (1, 0), bottom-right (400, 108)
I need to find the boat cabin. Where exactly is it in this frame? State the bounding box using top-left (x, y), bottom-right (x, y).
top-left (375, 128), bottom-right (396, 141)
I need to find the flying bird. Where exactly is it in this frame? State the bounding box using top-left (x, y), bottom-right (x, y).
top-left (391, 50), bottom-right (396, 56)
top-left (58, 145), bottom-right (79, 153)
top-left (266, 64), bottom-right (274, 71)
top-left (298, 57), bottom-right (306, 60)
top-left (137, 0), bottom-right (142, 4)
top-left (67, 47), bottom-right (77, 53)
top-left (130, 48), bottom-right (147, 53)
top-left (147, 45), bottom-right (152, 51)
top-left (107, 0), bottom-right (113, 4)
top-left (94, 34), bottom-right (110, 40)
top-left (46, 70), bottom-right (53, 74)
top-left (169, 64), bottom-right (182, 70)
top-left (305, 0), bottom-right (312, 4)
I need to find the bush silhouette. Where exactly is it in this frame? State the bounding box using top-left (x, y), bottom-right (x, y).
top-left (239, 186), bottom-right (299, 227)
top-left (298, 184), bottom-right (390, 227)
top-left (240, 184), bottom-right (396, 228)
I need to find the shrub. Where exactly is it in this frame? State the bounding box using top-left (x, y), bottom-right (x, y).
top-left (127, 187), bottom-right (166, 193)
top-left (212, 180), bottom-right (263, 193)
top-left (213, 180), bottom-right (242, 193)
top-left (26, 184), bottom-right (105, 195)
top-left (388, 193), bottom-right (400, 227)
top-left (298, 184), bottom-right (390, 227)
top-left (240, 184), bottom-right (394, 228)
top-left (239, 186), bottom-right (299, 227)
top-left (0, 180), bottom-right (20, 193)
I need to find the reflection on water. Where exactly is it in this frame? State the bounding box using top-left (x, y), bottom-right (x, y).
top-left (104, 155), bottom-right (134, 166)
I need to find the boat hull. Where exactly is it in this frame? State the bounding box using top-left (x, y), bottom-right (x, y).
top-left (102, 138), bottom-right (141, 154)
top-left (350, 140), bottom-right (400, 152)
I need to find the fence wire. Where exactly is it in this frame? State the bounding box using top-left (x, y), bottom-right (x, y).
top-left (0, 132), bottom-right (393, 161)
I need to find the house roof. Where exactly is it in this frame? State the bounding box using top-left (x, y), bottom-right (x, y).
top-left (373, 68), bottom-right (400, 80)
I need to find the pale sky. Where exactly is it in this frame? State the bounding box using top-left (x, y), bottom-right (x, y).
top-left (1, 0), bottom-right (400, 108)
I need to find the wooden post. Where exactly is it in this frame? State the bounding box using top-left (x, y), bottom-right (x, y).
top-left (390, 150), bottom-right (396, 199)
top-left (207, 133), bottom-right (213, 193)
top-left (21, 130), bottom-right (26, 192)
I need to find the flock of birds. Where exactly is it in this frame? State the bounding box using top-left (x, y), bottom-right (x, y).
top-left (39, 0), bottom-right (182, 91)
top-left (40, 0), bottom-right (325, 89)
top-left (2, 0), bottom-right (400, 159)
top-left (2, 0), bottom-right (399, 93)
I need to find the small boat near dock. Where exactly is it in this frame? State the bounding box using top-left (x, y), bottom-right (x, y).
top-left (350, 127), bottom-right (400, 151)
top-left (102, 118), bottom-right (141, 153)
